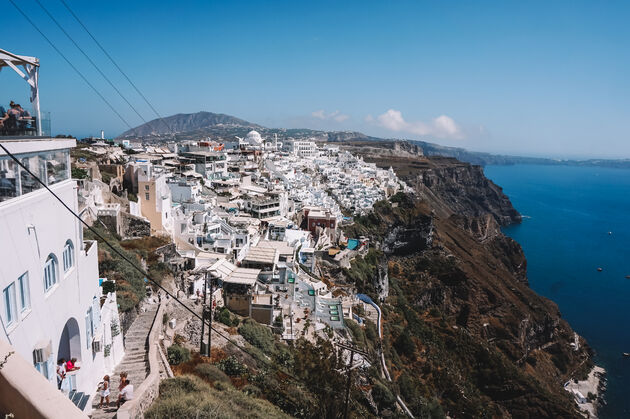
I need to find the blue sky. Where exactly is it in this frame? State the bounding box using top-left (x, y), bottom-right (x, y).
top-left (2, 1), bottom-right (629, 158)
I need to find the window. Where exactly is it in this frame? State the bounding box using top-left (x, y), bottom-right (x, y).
top-left (18, 272), bottom-right (30, 312)
top-left (3, 283), bottom-right (17, 326)
top-left (43, 254), bottom-right (58, 291)
top-left (0, 156), bottom-right (19, 202)
top-left (34, 357), bottom-right (52, 380)
top-left (62, 240), bottom-right (74, 272)
top-left (85, 307), bottom-right (94, 349)
top-left (145, 185), bottom-right (149, 191)
top-left (145, 193), bottom-right (150, 200)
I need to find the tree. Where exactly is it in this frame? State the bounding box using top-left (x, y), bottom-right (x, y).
top-left (292, 337), bottom-right (348, 418)
top-left (394, 329), bottom-right (416, 357)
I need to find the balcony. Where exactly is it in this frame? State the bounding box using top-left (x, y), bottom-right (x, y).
top-left (0, 110), bottom-right (51, 137)
top-left (0, 147), bottom-right (71, 203)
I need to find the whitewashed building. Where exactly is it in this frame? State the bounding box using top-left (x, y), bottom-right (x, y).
top-left (0, 136), bottom-right (124, 410)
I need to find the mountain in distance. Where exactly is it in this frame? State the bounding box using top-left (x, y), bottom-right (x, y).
top-left (117, 111), bottom-right (630, 169)
top-left (118, 111), bottom-right (261, 138)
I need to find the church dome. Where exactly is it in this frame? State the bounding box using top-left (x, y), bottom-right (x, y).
top-left (246, 130), bottom-right (263, 144)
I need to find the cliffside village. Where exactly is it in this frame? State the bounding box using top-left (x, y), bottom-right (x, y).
top-left (0, 48), bottom-right (416, 417)
top-left (0, 115), bottom-right (415, 416)
top-left (80, 131), bottom-right (411, 334)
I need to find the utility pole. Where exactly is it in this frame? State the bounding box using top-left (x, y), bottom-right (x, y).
top-left (335, 342), bottom-right (369, 419)
top-left (207, 277), bottom-right (213, 359)
top-left (343, 349), bottom-right (355, 419)
top-left (200, 271), bottom-right (209, 356)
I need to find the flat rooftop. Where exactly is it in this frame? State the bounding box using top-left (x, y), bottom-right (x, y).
top-left (243, 246), bottom-right (278, 265)
top-left (224, 267), bottom-right (261, 286)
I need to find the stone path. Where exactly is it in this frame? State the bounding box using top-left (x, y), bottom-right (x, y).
top-left (90, 304), bottom-right (158, 418)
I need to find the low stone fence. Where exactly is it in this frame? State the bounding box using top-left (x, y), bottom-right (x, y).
top-left (0, 340), bottom-right (87, 419)
top-left (116, 303), bottom-right (163, 419)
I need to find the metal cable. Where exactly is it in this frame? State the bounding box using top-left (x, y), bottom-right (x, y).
top-left (7, 0), bottom-right (134, 131)
top-left (59, 0), bottom-right (175, 137)
top-left (34, 0), bottom-right (148, 129)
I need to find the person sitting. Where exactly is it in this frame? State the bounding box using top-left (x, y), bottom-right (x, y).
top-left (0, 106), bottom-right (8, 131)
top-left (5, 101), bottom-right (20, 132)
top-left (65, 357), bottom-right (80, 371)
top-left (117, 379), bottom-right (134, 408)
top-left (15, 104), bottom-right (33, 132)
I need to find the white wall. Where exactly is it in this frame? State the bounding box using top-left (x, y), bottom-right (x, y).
top-left (0, 178), bottom-right (116, 399)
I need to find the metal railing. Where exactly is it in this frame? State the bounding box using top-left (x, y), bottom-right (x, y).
top-left (0, 110), bottom-right (51, 137)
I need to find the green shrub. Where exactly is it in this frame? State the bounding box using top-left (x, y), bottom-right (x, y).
top-left (238, 319), bottom-right (275, 354)
top-left (194, 363), bottom-right (231, 384)
top-left (216, 307), bottom-right (239, 327)
top-left (159, 375), bottom-right (206, 396)
top-left (365, 320), bottom-right (378, 341)
top-left (71, 167), bottom-right (88, 179)
top-left (394, 329), bottom-right (415, 357)
top-left (273, 343), bottom-right (294, 368)
top-left (345, 319), bottom-right (366, 348)
top-left (84, 226), bottom-right (145, 312)
top-left (146, 375), bottom-right (290, 419)
top-left (101, 280), bottom-right (115, 294)
top-left (372, 381), bottom-right (396, 411)
top-left (167, 345), bottom-right (190, 365)
top-left (217, 356), bottom-right (248, 377)
top-left (421, 398), bottom-right (445, 418)
top-left (242, 384), bottom-right (262, 397)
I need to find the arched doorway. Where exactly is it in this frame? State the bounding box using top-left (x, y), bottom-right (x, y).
top-left (57, 317), bottom-right (81, 362)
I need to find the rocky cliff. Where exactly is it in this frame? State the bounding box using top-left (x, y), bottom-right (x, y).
top-left (334, 144), bottom-right (591, 418)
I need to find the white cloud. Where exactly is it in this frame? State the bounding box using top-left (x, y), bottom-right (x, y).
top-left (312, 110), bottom-right (326, 119)
top-left (311, 109), bottom-right (350, 123)
top-left (374, 109), bottom-right (464, 139)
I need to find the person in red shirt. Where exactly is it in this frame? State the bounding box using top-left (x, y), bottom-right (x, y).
top-left (66, 357), bottom-right (80, 371)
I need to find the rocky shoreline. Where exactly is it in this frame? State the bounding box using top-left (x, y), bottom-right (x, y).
top-left (564, 365), bottom-right (607, 418)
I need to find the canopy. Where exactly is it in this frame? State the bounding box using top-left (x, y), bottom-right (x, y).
top-left (0, 48), bottom-right (41, 135)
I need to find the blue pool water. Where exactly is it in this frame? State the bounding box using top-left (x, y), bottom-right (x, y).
top-left (484, 164), bottom-right (630, 418)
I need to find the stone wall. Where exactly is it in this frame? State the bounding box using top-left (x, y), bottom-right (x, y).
top-left (155, 243), bottom-right (179, 262)
top-left (0, 340), bottom-right (87, 419)
top-left (251, 305), bottom-right (274, 325)
top-left (97, 213), bottom-right (122, 236)
top-left (121, 212), bottom-right (150, 238)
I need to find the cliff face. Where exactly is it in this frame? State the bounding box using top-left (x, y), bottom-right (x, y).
top-left (415, 157), bottom-right (522, 226)
top-left (336, 145), bottom-right (591, 418)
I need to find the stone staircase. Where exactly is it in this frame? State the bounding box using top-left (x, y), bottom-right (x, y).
top-left (90, 305), bottom-right (158, 418)
top-left (68, 389), bottom-right (90, 411)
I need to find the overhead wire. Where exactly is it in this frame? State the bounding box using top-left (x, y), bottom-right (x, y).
top-left (34, 0), bottom-right (148, 131)
top-left (0, 140), bottom-right (379, 412)
top-left (7, 0), bottom-right (134, 131)
top-left (0, 141), bottom-right (312, 387)
top-left (3, 1), bottom-right (368, 403)
top-left (58, 0), bottom-right (175, 136)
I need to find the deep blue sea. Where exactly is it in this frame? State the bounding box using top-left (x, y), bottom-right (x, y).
top-left (484, 164), bottom-right (630, 419)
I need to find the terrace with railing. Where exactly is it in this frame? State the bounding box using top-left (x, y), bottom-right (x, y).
top-left (1, 48), bottom-right (47, 137)
top-left (0, 109), bottom-right (51, 137)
